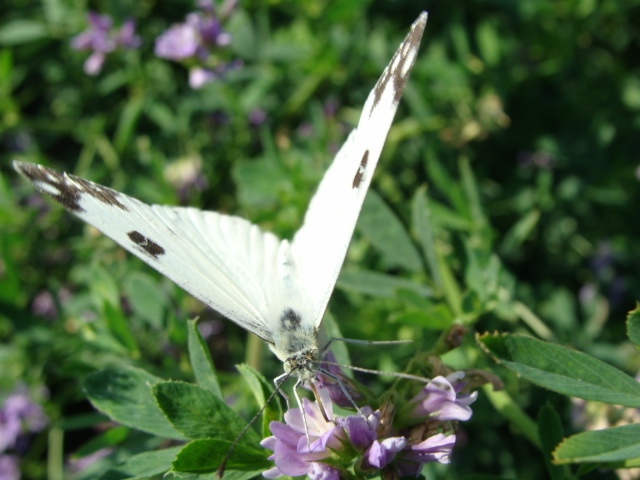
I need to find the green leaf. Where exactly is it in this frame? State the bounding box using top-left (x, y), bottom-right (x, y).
top-left (358, 190), bottom-right (422, 271)
top-left (337, 270), bottom-right (431, 298)
top-left (626, 303), bottom-right (640, 349)
top-left (479, 333), bottom-right (640, 406)
top-left (115, 95), bottom-right (144, 153)
top-left (123, 272), bottom-right (168, 329)
top-left (100, 447), bottom-right (182, 480)
top-left (500, 209), bottom-right (541, 254)
top-left (85, 263), bottom-right (120, 310)
top-left (102, 301), bottom-right (139, 354)
top-left (73, 426), bottom-right (129, 458)
top-left (166, 469), bottom-right (265, 480)
top-left (236, 364), bottom-right (282, 437)
top-left (172, 438), bottom-right (269, 472)
top-left (153, 382), bottom-right (258, 442)
top-left (321, 311), bottom-right (352, 379)
top-left (392, 305), bottom-right (453, 330)
top-left (0, 20), bottom-right (48, 45)
top-left (187, 319), bottom-right (222, 398)
top-left (554, 424), bottom-right (640, 463)
top-left (537, 404), bottom-right (568, 480)
top-left (84, 367), bottom-right (185, 440)
top-left (411, 186), bottom-right (442, 288)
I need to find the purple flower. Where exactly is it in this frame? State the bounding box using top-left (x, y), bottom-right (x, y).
top-left (189, 66), bottom-right (217, 88)
top-left (0, 454), bottom-right (20, 480)
top-left (116, 19), bottom-right (141, 49)
top-left (396, 433), bottom-right (457, 476)
top-left (362, 437), bottom-right (407, 469)
top-left (406, 372), bottom-right (477, 422)
top-left (70, 12), bottom-right (140, 75)
top-left (155, 22), bottom-right (200, 60)
top-left (0, 386), bottom-right (48, 453)
top-left (154, 2), bottom-right (238, 89)
top-left (261, 371), bottom-right (476, 478)
top-left (261, 391), bottom-right (346, 478)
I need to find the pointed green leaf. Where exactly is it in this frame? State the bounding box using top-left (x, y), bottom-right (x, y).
top-left (153, 382), bottom-right (258, 442)
top-left (337, 270), bottom-right (431, 298)
top-left (236, 364), bottom-right (282, 437)
top-left (358, 190), bottom-right (422, 271)
top-left (102, 301), bottom-right (139, 354)
top-left (626, 303), bottom-right (640, 349)
top-left (123, 272), bottom-right (168, 329)
top-left (538, 404), bottom-right (569, 480)
top-left (172, 438), bottom-right (269, 472)
top-left (99, 447), bottom-right (181, 480)
top-left (321, 311), bottom-right (352, 379)
top-left (411, 186), bottom-right (442, 288)
top-left (554, 424), bottom-right (640, 463)
top-left (84, 367), bottom-right (185, 440)
top-left (479, 333), bottom-right (640, 406)
top-left (187, 319), bottom-right (222, 398)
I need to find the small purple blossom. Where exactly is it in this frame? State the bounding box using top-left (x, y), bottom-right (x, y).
top-left (155, 22), bottom-right (201, 60)
top-left (396, 433), bottom-right (457, 476)
top-left (405, 372), bottom-right (477, 422)
top-left (0, 386), bottom-right (48, 454)
top-left (0, 454), bottom-right (20, 480)
top-left (154, 1), bottom-right (238, 89)
top-left (70, 12), bottom-right (140, 76)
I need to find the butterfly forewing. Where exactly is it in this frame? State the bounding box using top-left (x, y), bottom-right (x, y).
top-left (291, 13), bottom-right (428, 330)
top-left (13, 162), bottom-right (277, 344)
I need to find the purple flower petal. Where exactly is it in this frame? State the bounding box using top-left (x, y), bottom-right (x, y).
top-left (363, 436), bottom-right (407, 469)
top-left (116, 19), bottom-right (141, 49)
top-left (308, 462), bottom-right (340, 480)
top-left (189, 67), bottom-right (217, 88)
top-left (155, 23), bottom-right (200, 60)
top-left (84, 51), bottom-right (106, 75)
top-left (343, 411), bottom-right (377, 450)
top-left (410, 375), bottom-right (476, 421)
top-left (401, 433), bottom-right (456, 465)
top-left (0, 455), bottom-right (20, 480)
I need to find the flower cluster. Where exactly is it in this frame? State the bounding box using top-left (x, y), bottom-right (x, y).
top-left (154, 0), bottom-right (240, 88)
top-left (70, 12), bottom-right (141, 75)
top-left (261, 373), bottom-right (477, 479)
top-left (0, 386), bottom-right (49, 480)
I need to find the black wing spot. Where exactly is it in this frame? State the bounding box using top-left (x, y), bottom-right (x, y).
top-left (127, 231), bottom-right (165, 259)
top-left (280, 308), bottom-right (302, 331)
top-left (13, 162), bottom-right (129, 213)
top-left (352, 150), bottom-right (370, 189)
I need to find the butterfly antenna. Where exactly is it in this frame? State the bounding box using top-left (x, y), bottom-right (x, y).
top-left (321, 360), bottom-right (431, 383)
top-left (328, 338), bottom-right (413, 347)
top-left (216, 373), bottom-right (290, 479)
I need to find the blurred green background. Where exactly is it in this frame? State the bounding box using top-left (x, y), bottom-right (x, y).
top-left (1, 0), bottom-right (639, 479)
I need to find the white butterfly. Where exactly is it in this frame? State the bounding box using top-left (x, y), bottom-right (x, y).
top-left (14, 13), bottom-right (427, 394)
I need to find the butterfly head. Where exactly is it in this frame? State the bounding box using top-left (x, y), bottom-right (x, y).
top-left (283, 348), bottom-right (321, 382)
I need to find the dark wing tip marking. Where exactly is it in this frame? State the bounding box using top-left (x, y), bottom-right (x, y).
top-left (352, 150), bottom-right (370, 189)
top-left (371, 12), bottom-right (428, 113)
top-left (127, 231), bottom-right (166, 259)
top-left (13, 161), bottom-right (129, 213)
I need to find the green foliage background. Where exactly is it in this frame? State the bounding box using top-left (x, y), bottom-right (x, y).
top-left (1, 0), bottom-right (639, 479)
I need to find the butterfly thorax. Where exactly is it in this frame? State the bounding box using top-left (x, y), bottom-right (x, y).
top-left (269, 307), bottom-right (327, 382)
